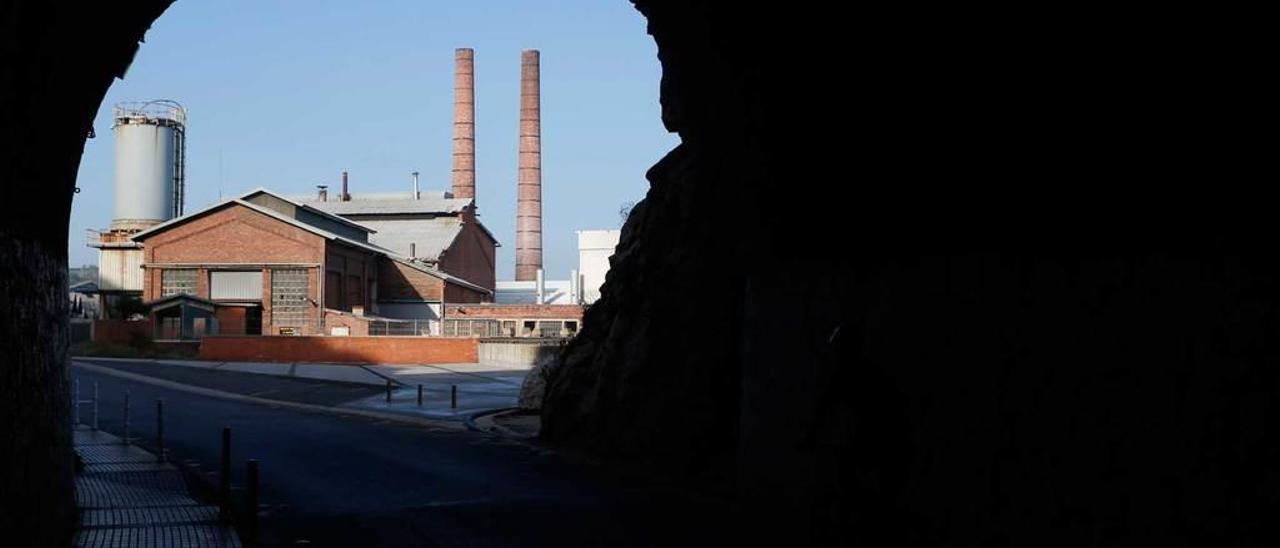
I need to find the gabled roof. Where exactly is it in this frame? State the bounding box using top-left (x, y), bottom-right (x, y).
top-left (130, 197), bottom-right (387, 255)
top-left (148, 293), bottom-right (216, 312)
top-left (130, 197), bottom-right (492, 295)
top-left (239, 188), bottom-right (376, 233)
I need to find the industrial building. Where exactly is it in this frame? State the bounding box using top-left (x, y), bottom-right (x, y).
top-left (292, 173), bottom-right (499, 295)
top-left (87, 49), bottom-right (618, 343)
top-left (130, 188), bottom-right (490, 337)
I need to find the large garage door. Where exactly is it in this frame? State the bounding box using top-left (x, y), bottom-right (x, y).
top-left (210, 270), bottom-right (263, 300)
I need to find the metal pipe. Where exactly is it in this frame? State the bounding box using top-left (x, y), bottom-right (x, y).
top-left (246, 459), bottom-right (261, 547)
top-left (515, 49), bottom-right (543, 281)
top-left (156, 399), bottom-right (165, 463)
top-left (122, 390), bottom-right (131, 445)
top-left (535, 268), bottom-right (545, 304)
top-left (412, 171), bottom-right (420, 200)
top-left (220, 427), bottom-right (231, 522)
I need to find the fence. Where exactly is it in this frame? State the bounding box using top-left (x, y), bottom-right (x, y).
top-left (127, 313), bottom-right (579, 340)
top-left (367, 318), bottom-right (440, 337)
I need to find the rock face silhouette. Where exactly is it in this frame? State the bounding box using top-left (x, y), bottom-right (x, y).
top-left (1, 2), bottom-right (173, 544)
top-left (542, 1), bottom-right (1275, 545)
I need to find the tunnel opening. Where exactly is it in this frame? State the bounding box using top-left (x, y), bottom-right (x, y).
top-left (3, 2), bottom-right (1277, 547)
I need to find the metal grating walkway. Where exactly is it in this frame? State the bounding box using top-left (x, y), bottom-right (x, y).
top-left (74, 426), bottom-right (240, 548)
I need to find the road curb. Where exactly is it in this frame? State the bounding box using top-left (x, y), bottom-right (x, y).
top-left (467, 407), bottom-right (540, 440)
top-left (72, 361), bottom-right (465, 431)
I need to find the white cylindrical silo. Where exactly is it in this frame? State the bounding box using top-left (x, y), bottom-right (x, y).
top-left (112, 101), bottom-right (186, 230)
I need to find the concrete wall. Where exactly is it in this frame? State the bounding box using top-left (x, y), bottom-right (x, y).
top-left (200, 335), bottom-right (477, 364)
top-left (478, 339), bottom-right (562, 368)
top-left (98, 247), bottom-right (143, 291)
top-left (576, 229), bottom-right (618, 304)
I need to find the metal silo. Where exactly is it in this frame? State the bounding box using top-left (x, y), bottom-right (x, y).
top-left (111, 100), bottom-right (186, 230)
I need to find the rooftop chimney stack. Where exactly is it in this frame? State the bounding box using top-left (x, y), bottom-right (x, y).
top-left (515, 49), bottom-right (542, 281)
top-left (452, 48), bottom-right (476, 202)
top-left (412, 171), bottom-right (420, 200)
top-left (341, 170), bottom-right (350, 201)
top-left (317, 185), bottom-right (328, 202)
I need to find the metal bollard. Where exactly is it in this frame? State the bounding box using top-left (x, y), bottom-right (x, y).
top-left (246, 459), bottom-right (261, 547)
top-left (122, 390), bottom-right (131, 445)
top-left (92, 382), bottom-right (99, 430)
top-left (220, 427), bottom-right (231, 522)
top-left (156, 400), bottom-right (165, 463)
top-left (451, 385), bottom-right (457, 409)
top-left (417, 384), bottom-right (423, 407)
top-left (385, 380), bottom-right (392, 403)
top-left (73, 377), bottom-right (80, 425)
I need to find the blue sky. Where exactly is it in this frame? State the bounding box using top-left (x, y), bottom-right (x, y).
top-left (70, 0), bottom-right (674, 280)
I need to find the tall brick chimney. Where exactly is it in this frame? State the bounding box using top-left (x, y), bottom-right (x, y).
top-left (452, 48), bottom-right (476, 202)
top-left (515, 49), bottom-right (542, 281)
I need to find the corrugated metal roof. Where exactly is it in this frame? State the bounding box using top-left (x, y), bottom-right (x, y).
top-left (240, 189), bottom-right (375, 232)
top-left (295, 194), bottom-right (472, 215)
top-left (357, 218), bottom-right (463, 261)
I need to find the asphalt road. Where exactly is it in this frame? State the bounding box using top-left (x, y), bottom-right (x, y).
top-left (70, 362), bottom-right (735, 547)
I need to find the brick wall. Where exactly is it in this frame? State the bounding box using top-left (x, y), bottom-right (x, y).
top-left (200, 336), bottom-right (478, 364)
top-left (143, 205), bottom-right (325, 268)
top-left (443, 282), bottom-right (488, 304)
top-left (445, 303), bottom-right (584, 320)
top-left (378, 258), bottom-right (444, 301)
top-left (439, 213), bottom-right (497, 292)
top-left (92, 319), bottom-right (152, 344)
top-left (323, 309), bottom-right (370, 336)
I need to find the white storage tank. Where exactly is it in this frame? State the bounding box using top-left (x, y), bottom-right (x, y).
top-left (111, 101), bottom-right (186, 230)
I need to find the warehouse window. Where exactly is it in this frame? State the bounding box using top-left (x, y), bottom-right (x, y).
top-left (271, 268), bottom-right (309, 329)
top-left (160, 269), bottom-right (198, 297)
top-left (210, 270), bottom-right (264, 300)
top-left (537, 321), bottom-right (561, 338)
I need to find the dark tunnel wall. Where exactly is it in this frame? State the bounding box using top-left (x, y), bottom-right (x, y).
top-left (542, 2), bottom-right (1276, 545)
top-left (0, 1), bottom-right (1272, 545)
top-left (0, 2), bottom-right (172, 544)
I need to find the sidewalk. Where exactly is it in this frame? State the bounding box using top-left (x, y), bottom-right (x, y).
top-left (74, 357), bottom-right (529, 421)
top-left (73, 425), bottom-right (240, 547)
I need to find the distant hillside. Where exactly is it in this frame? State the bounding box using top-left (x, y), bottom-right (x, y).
top-left (68, 265), bottom-right (98, 286)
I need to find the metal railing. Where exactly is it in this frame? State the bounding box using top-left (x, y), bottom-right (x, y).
top-left (367, 319), bottom-right (438, 337)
